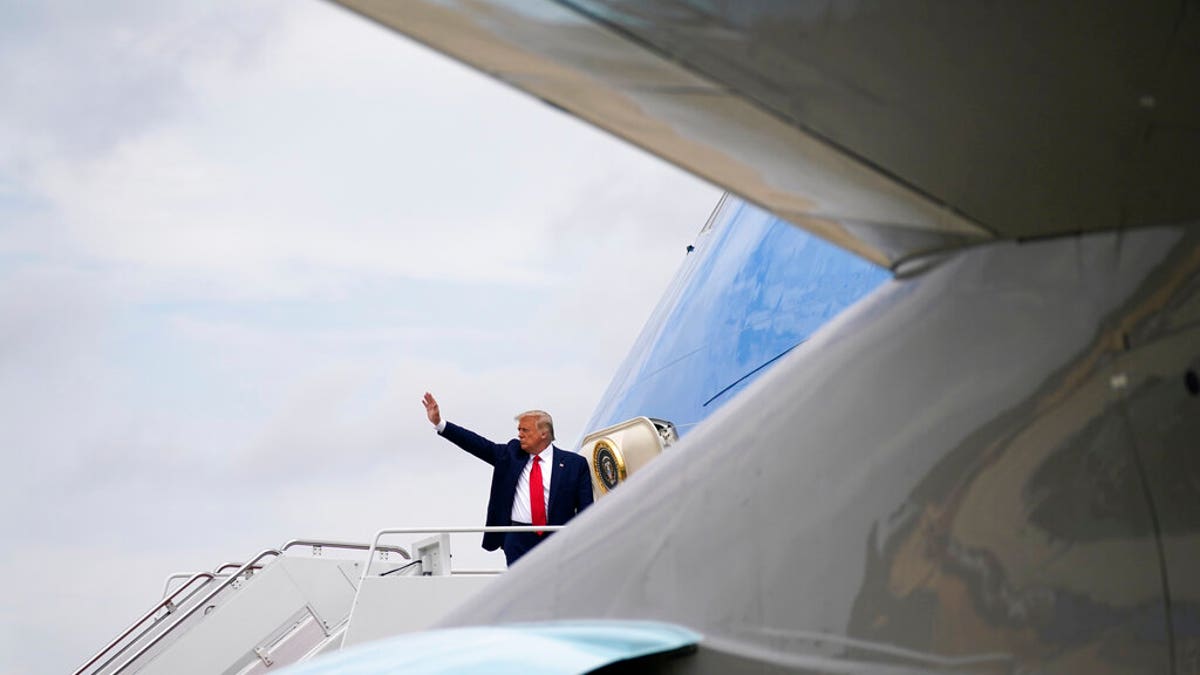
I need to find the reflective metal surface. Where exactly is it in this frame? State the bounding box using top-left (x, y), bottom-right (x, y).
top-left (584, 194), bottom-right (890, 438)
top-left (438, 226), bottom-right (1200, 673)
top-left (565, 0), bottom-right (1200, 238)
top-left (334, 0), bottom-right (1200, 266)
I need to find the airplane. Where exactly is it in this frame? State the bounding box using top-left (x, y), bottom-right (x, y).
top-left (78, 1), bottom-right (1200, 673)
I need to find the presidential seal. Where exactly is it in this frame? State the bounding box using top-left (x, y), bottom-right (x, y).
top-left (592, 439), bottom-right (627, 493)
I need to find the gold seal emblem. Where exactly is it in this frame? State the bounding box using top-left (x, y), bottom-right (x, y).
top-left (592, 439), bottom-right (627, 494)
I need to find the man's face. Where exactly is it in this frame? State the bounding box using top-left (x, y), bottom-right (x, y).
top-left (517, 415), bottom-right (548, 454)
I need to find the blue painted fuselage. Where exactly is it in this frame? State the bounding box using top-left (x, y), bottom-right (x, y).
top-left (584, 195), bottom-right (890, 436)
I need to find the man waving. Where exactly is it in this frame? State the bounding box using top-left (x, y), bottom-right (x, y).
top-left (422, 392), bottom-right (594, 565)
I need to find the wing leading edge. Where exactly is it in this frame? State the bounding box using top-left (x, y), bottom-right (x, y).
top-left (329, 0), bottom-right (1200, 268)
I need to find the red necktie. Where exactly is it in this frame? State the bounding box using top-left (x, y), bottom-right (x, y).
top-left (530, 456), bottom-right (546, 535)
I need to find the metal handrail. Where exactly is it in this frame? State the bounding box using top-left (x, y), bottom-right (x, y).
top-left (160, 541), bottom-right (409, 597)
top-left (341, 525), bottom-right (565, 647)
top-left (213, 561), bottom-right (265, 575)
top-left (359, 526), bottom-right (564, 581)
top-left (160, 563), bottom-right (260, 596)
top-left (109, 549), bottom-right (281, 675)
top-left (282, 538), bottom-right (411, 560)
top-left (158, 565), bottom-right (259, 596)
top-left (162, 573), bottom-right (206, 598)
top-left (74, 572), bottom-right (215, 675)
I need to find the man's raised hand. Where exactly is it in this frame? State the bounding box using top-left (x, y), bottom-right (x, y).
top-left (422, 392), bottom-right (441, 426)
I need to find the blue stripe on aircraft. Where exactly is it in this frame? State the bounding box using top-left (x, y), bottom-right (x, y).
top-left (584, 195), bottom-right (891, 438)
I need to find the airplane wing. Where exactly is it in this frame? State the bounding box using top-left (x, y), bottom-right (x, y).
top-left (331, 0), bottom-right (1199, 269)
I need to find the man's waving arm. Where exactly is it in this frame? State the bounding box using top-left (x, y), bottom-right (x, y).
top-left (422, 392), bottom-right (504, 466)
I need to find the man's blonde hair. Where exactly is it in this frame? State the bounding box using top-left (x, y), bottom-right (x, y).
top-left (514, 409), bottom-right (555, 441)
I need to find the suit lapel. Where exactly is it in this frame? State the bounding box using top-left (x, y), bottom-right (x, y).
top-left (546, 447), bottom-right (565, 519)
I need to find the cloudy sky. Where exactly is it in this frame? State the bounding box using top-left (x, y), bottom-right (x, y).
top-left (0, 1), bottom-right (718, 672)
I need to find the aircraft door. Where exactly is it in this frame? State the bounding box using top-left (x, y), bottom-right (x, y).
top-left (579, 417), bottom-right (676, 501)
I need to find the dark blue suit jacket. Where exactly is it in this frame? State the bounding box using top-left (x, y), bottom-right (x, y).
top-left (440, 421), bottom-right (594, 551)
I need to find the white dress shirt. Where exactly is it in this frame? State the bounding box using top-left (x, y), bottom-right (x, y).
top-left (510, 446), bottom-right (552, 524)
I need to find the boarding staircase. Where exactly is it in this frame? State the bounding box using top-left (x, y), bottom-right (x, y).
top-left (73, 528), bottom-right (553, 674)
top-left (74, 540), bottom-right (409, 675)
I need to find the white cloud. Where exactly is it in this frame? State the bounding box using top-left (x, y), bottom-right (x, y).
top-left (10, 0), bottom-right (705, 296)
